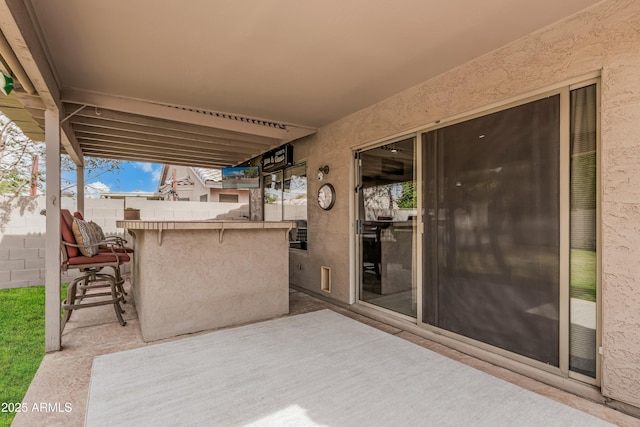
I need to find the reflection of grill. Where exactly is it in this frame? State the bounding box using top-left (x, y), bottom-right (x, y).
top-left (295, 228), bottom-right (307, 242)
top-left (290, 227), bottom-right (307, 250)
top-left (362, 224), bottom-right (382, 279)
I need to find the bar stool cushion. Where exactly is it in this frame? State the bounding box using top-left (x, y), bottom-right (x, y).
top-left (67, 252), bottom-right (131, 265)
top-left (89, 221), bottom-right (105, 240)
top-left (61, 210), bottom-right (80, 257)
top-left (99, 246), bottom-right (135, 254)
top-left (89, 221), bottom-right (109, 249)
top-left (72, 218), bottom-right (100, 256)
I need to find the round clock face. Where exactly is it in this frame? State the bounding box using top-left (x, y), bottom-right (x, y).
top-left (318, 183), bottom-right (336, 210)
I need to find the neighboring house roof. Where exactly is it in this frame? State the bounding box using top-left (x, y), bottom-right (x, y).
top-left (158, 164), bottom-right (221, 193)
top-left (192, 167), bottom-right (222, 187)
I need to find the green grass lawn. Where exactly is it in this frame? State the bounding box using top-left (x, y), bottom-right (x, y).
top-left (571, 249), bottom-right (597, 302)
top-left (0, 285), bottom-right (67, 427)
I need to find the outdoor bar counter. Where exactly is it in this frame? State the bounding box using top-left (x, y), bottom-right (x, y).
top-left (116, 220), bottom-right (294, 342)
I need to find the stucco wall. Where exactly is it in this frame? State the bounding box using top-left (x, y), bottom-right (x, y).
top-left (291, 0), bottom-right (640, 407)
top-left (289, 134), bottom-right (353, 303)
top-left (133, 225), bottom-right (290, 342)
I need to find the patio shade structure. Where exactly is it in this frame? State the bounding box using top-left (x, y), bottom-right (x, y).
top-left (0, 0), bottom-right (604, 351)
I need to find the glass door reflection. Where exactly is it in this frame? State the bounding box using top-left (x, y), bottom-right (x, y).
top-left (264, 171), bottom-right (283, 221)
top-left (358, 138), bottom-right (417, 317)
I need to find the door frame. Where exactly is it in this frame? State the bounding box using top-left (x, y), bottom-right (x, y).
top-left (352, 134), bottom-right (419, 322)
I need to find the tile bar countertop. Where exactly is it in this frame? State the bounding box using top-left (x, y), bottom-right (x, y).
top-left (117, 220), bottom-right (294, 245)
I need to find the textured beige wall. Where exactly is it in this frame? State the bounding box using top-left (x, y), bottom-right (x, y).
top-left (290, 133), bottom-right (354, 303)
top-left (292, 0), bottom-right (640, 407)
top-left (134, 227), bottom-right (290, 342)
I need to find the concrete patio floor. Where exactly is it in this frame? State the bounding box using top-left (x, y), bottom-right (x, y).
top-left (11, 280), bottom-right (639, 427)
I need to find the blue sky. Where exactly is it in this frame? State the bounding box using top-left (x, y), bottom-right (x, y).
top-left (64, 161), bottom-right (163, 197)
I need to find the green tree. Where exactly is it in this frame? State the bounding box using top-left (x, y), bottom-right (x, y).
top-left (397, 181), bottom-right (416, 209)
top-left (60, 155), bottom-right (123, 196)
top-left (0, 116), bottom-right (43, 230)
top-left (243, 167), bottom-right (258, 178)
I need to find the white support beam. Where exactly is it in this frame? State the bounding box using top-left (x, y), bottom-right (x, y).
top-left (76, 165), bottom-right (84, 216)
top-left (44, 108), bottom-right (61, 352)
top-left (62, 89), bottom-right (317, 141)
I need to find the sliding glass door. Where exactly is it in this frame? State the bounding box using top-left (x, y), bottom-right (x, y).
top-left (357, 138), bottom-right (417, 318)
top-left (421, 83), bottom-right (599, 379)
top-left (354, 81), bottom-right (599, 383)
top-left (423, 95), bottom-right (561, 366)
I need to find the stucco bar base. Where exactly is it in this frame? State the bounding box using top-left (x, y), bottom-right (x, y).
top-left (117, 220), bottom-right (293, 342)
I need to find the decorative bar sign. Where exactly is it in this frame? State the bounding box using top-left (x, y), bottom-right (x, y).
top-left (261, 144), bottom-right (293, 172)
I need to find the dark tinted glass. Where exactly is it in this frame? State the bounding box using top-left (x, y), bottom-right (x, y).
top-left (423, 95), bottom-right (560, 366)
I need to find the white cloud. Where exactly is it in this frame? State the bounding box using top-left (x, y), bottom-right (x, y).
top-left (133, 162), bottom-right (161, 188)
top-left (134, 162), bottom-right (154, 173)
top-left (85, 181), bottom-right (110, 198)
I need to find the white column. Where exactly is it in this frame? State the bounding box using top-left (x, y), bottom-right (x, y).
top-left (76, 164), bottom-right (84, 215)
top-left (44, 108), bottom-right (61, 352)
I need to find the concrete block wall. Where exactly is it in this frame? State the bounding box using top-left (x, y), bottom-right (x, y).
top-left (124, 197), bottom-right (249, 220)
top-left (1, 197), bottom-right (49, 288)
top-left (0, 197), bottom-right (86, 288)
top-left (0, 196), bottom-right (250, 289)
top-left (84, 198), bottom-right (126, 235)
top-left (0, 237), bottom-right (43, 288)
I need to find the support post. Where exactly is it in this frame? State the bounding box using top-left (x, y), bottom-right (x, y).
top-left (45, 109), bottom-right (61, 352)
top-left (76, 164), bottom-right (84, 215)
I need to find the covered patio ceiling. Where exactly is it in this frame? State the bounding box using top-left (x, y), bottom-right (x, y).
top-left (0, 0), bottom-right (603, 168)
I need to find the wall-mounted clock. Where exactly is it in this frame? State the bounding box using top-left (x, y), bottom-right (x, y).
top-left (318, 183), bottom-right (336, 210)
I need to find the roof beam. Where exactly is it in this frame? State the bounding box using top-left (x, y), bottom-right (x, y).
top-left (72, 121), bottom-right (273, 153)
top-left (74, 131), bottom-right (257, 159)
top-left (12, 91), bottom-right (45, 111)
top-left (60, 121), bottom-right (83, 165)
top-left (80, 147), bottom-right (241, 167)
top-left (62, 89), bottom-right (316, 141)
top-left (79, 146), bottom-right (239, 163)
top-left (65, 104), bottom-right (280, 146)
top-left (0, 1), bottom-right (84, 165)
top-left (0, 0), bottom-right (58, 109)
top-left (0, 0), bottom-right (61, 110)
top-left (79, 147), bottom-right (238, 169)
top-left (76, 136), bottom-right (245, 162)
